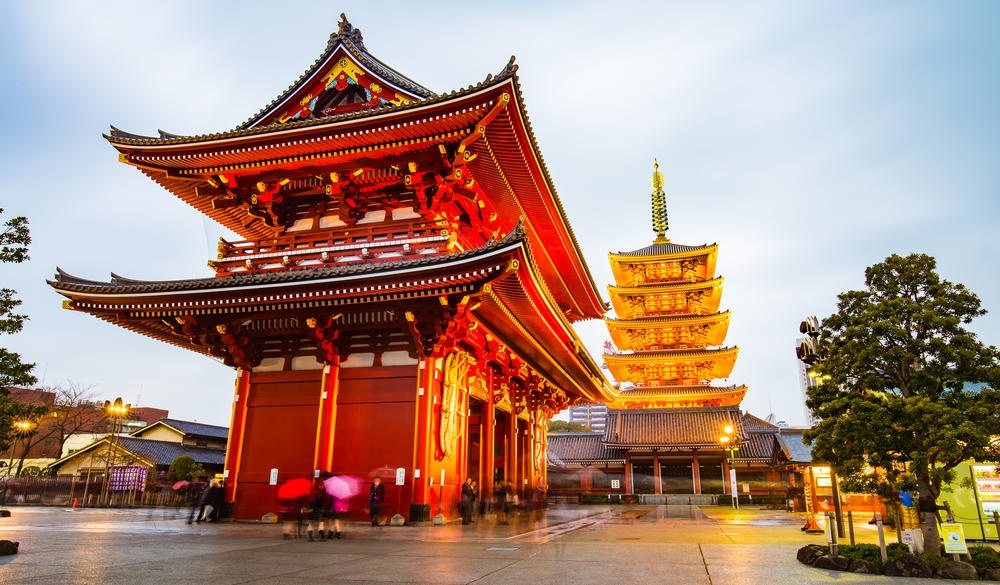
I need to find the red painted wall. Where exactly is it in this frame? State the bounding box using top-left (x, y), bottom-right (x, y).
top-left (332, 366), bottom-right (416, 520)
top-left (233, 370), bottom-right (322, 520)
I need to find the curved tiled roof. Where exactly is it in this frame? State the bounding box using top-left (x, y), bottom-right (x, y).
top-left (774, 430), bottom-right (816, 465)
top-left (613, 384), bottom-right (747, 398)
top-left (547, 432), bottom-right (626, 464)
top-left (604, 311), bottom-right (730, 327)
top-left (105, 55), bottom-right (514, 146)
top-left (50, 436), bottom-right (226, 470)
top-left (603, 406), bottom-right (744, 448)
top-left (115, 437), bottom-right (226, 466)
top-left (137, 418), bottom-right (229, 440)
top-left (613, 242), bottom-right (716, 257)
top-left (604, 346), bottom-right (739, 361)
top-left (50, 225), bottom-right (526, 295)
top-left (741, 412), bottom-right (780, 433)
top-left (239, 14), bottom-right (437, 129)
top-left (739, 431), bottom-right (778, 462)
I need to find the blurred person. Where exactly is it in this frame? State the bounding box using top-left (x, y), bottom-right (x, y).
top-left (186, 479), bottom-right (207, 525)
top-left (461, 477), bottom-right (475, 524)
top-left (198, 479), bottom-right (223, 522)
top-left (327, 493), bottom-right (348, 539)
top-left (493, 481), bottom-right (508, 525)
top-left (278, 496), bottom-right (305, 539)
top-left (368, 476), bottom-right (385, 526)
top-left (306, 484), bottom-right (328, 541)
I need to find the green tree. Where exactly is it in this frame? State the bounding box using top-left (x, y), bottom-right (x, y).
top-left (805, 253), bottom-right (1000, 556)
top-left (547, 420), bottom-right (592, 433)
top-left (0, 208), bottom-right (36, 387)
top-left (167, 455), bottom-right (205, 483)
top-left (0, 209), bottom-right (37, 464)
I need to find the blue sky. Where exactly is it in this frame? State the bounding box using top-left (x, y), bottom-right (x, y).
top-left (2, 1), bottom-right (998, 427)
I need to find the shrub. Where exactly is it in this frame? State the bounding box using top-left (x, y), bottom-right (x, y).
top-left (968, 545), bottom-right (1000, 570)
top-left (837, 544), bottom-right (884, 564)
top-left (919, 553), bottom-right (947, 568)
top-left (886, 542), bottom-right (911, 561)
top-left (834, 542), bottom-right (913, 565)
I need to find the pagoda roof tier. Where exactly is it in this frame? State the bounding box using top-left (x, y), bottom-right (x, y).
top-left (604, 384), bottom-right (747, 409)
top-left (604, 311), bottom-right (731, 351)
top-left (608, 242), bottom-right (718, 288)
top-left (49, 227), bottom-right (613, 405)
top-left (602, 407), bottom-right (745, 450)
top-left (104, 19), bottom-right (605, 323)
top-left (608, 277), bottom-right (724, 320)
top-left (603, 346), bottom-right (739, 386)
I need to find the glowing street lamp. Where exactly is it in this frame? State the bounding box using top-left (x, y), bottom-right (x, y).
top-left (719, 424), bottom-right (740, 510)
top-left (5, 419), bottom-right (36, 475)
top-left (100, 397), bottom-right (131, 506)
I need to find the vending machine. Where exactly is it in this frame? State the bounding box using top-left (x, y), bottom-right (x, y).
top-left (940, 462), bottom-right (1000, 541)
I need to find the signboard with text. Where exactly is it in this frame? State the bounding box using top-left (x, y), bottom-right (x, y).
top-left (942, 523), bottom-right (968, 554)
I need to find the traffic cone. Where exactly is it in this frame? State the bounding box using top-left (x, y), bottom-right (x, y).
top-left (72, 497), bottom-right (78, 509)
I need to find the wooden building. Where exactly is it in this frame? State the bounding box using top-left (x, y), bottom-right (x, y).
top-left (48, 15), bottom-right (613, 521)
top-left (550, 163), bottom-right (788, 502)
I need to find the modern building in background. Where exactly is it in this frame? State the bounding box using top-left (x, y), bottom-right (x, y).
top-left (567, 403), bottom-right (608, 432)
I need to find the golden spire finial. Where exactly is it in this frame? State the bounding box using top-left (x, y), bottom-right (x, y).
top-left (651, 159), bottom-right (669, 244)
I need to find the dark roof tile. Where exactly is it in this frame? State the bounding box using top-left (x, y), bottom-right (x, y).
top-left (615, 242), bottom-right (715, 256)
top-left (547, 433), bottom-right (626, 464)
top-left (603, 407), bottom-right (744, 448)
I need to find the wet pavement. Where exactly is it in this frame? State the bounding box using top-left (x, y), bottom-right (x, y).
top-left (0, 504), bottom-right (994, 584)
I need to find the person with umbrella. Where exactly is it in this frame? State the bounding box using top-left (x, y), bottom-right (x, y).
top-left (323, 474), bottom-right (359, 538)
top-left (277, 477), bottom-right (312, 539)
top-left (305, 483), bottom-right (328, 541)
top-left (368, 476), bottom-right (385, 526)
top-left (197, 478), bottom-right (224, 522)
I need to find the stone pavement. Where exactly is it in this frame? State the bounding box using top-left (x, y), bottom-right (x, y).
top-left (0, 504), bottom-right (993, 584)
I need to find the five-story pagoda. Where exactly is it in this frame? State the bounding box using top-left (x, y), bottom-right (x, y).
top-left (599, 162), bottom-right (750, 496)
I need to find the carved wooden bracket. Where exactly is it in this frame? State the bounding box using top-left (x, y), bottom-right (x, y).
top-left (307, 315), bottom-right (343, 366)
top-left (404, 296), bottom-right (474, 358)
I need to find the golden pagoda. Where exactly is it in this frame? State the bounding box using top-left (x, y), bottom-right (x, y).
top-left (603, 162), bottom-right (747, 409)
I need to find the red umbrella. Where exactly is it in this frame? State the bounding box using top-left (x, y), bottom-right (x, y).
top-left (277, 477), bottom-right (313, 500)
top-left (172, 480), bottom-right (190, 491)
top-left (324, 475), bottom-right (361, 499)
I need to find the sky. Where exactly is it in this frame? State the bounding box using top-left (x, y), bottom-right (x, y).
top-left (2, 1), bottom-right (999, 428)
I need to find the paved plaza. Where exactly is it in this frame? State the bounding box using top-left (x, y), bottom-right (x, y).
top-left (0, 504), bottom-right (994, 584)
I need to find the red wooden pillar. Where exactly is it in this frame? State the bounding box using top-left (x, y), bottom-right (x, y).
top-left (506, 412), bottom-right (518, 488)
top-left (223, 369), bottom-right (251, 503)
top-left (653, 453), bottom-right (662, 494)
top-left (519, 416), bottom-right (529, 494)
top-left (480, 376), bottom-right (496, 496)
top-left (313, 362), bottom-right (341, 473)
top-left (692, 451), bottom-right (702, 494)
top-left (410, 357), bottom-right (437, 509)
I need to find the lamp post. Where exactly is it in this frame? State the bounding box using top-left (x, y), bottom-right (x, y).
top-left (100, 397), bottom-right (131, 507)
top-left (719, 424), bottom-right (740, 510)
top-left (5, 419), bottom-right (35, 476)
top-left (797, 316), bottom-right (844, 536)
